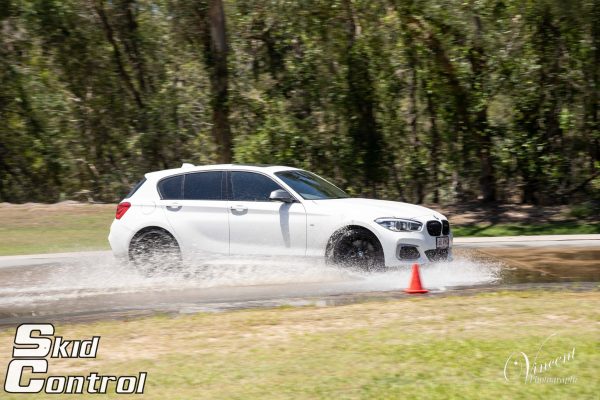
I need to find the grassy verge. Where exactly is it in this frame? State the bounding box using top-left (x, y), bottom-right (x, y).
top-left (0, 203), bottom-right (114, 255)
top-left (452, 221), bottom-right (600, 237)
top-left (0, 290), bottom-right (597, 399)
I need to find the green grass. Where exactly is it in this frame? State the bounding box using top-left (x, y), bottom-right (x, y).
top-left (0, 204), bottom-right (114, 255)
top-left (0, 291), bottom-right (597, 399)
top-left (452, 221), bottom-right (600, 237)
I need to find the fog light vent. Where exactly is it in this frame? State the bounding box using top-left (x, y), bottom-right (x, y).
top-left (398, 245), bottom-right (420, 260)
top-left (425, 249), bottom-right (449, 262)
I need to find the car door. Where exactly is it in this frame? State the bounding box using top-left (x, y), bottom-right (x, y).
top-left (228, 171), bottom-right (307, 256)
top-left (158, 171), bottom-right (229, 256)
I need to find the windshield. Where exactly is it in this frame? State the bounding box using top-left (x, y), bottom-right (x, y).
top-left (275, 170), bottom-right (349, 200)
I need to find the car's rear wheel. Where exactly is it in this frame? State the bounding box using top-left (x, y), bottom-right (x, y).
top-left (129, 228), bottom-right (181, 274)
top-left (328, 228), bottom-right (385, 272)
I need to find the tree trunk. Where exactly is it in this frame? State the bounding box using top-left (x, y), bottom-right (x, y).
top-left (395, 10), bottom-right (471, 200)
top-left (425, 88), bottom-right (440, 203)
top-left (199, 0), bottom-right (232, 163)
top-left (342, 0), bottom-right (384, 196)
top-left (406, 43), bottom-right (424, 204)
top-left (470, 14), bottom-right (496, 202)
top-left (93, 0), bottom-right (144, 109)
top-left (586, 0), bottom-right (599, 168)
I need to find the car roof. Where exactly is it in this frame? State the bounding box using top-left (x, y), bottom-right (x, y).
top-left (144, 164), bottom-right (300, 180)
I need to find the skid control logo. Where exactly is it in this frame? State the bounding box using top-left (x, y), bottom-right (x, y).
top-left (4, 324), bottom-right (147, 394)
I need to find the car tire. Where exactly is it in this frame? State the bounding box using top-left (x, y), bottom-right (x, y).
top-left (327, 228), bottom-right (385, 272)
top-left (128, 228), bottom-right (181, 274)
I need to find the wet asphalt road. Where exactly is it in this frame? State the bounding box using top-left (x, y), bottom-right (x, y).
top-left (0, 235), bottom-right (598, 326)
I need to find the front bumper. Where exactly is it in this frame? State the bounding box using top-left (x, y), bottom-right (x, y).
top-left (373, 223), bottom-right (453, 267)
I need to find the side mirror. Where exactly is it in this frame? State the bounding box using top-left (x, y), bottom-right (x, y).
top-left (269, 189), bottom-right (295, 203)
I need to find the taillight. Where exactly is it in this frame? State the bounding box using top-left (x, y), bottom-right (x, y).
top-left (116, 202), bottom-right (131, 220)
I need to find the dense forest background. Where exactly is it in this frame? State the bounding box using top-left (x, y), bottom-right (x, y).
top-left (0, 0), bottom-right (598, 204)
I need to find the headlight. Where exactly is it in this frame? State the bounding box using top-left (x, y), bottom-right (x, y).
top-left (375, 218), bottom-right (423, 232)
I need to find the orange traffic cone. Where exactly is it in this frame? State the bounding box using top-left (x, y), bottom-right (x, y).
top-left (405, 263), bottom-right (428, 294)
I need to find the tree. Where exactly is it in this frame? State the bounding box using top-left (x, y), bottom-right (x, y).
top-left (0, 0), bottom-right (598, 204)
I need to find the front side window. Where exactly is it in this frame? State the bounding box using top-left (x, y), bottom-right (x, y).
top-left (230, 171), bottom-right (282, 201)
top-left (184, 171), bottom-right (224, 200)
top-left (158, 175), bottom-right (183, 200)
top-left (275, 170), bottom-right (348, 200)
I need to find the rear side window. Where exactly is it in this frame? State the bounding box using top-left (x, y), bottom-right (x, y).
top-left (124, 178), bottom-right (146, 199)
top-left (184, 171), bottom-right (224, 200)
top-left (230, 171), bottom-right (282, 201)
top-left (158, 175), bottom-right (183, 200)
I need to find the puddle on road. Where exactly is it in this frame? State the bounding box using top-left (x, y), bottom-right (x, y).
top-left (469, 248), bottom-right (600, 284)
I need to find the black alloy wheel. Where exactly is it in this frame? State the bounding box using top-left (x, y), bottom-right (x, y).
top-left (329, 228), bottom-right (385, 272)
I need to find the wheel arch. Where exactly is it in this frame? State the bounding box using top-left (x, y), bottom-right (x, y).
top-left (325, 224), bottom-right (382, 257)
top-left (127, 225), bottom-right (182, 267)
top-left (129, 226), bottom-right (180, 250)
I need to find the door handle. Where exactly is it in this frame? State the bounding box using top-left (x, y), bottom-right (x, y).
top-left (230, 205), bottom-right (247, 212)
top-left (166, 202), bottom-right (182, 211)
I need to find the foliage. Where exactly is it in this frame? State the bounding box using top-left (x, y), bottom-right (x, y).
top-left (0, 0), bottom-right (598, 204)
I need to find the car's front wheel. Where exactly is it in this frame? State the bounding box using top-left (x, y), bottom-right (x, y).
top-left (327, 228), bottom-right (385, 272)
top-left (129, 228), bottom-right (181, 274)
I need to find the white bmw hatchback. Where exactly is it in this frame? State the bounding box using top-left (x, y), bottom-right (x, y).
top-left (108, 164), bottom-right (452, 270)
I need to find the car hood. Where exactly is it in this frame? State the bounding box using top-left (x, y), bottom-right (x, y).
top-left (306, 198), bottom-right (446, 221)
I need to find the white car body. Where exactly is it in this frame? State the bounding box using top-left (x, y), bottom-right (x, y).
top-left (108, 164), bottom-right (453, 267)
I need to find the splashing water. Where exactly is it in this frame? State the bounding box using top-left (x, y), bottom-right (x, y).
top-left (0, 252), bottom-right (501, 308)
top-left (360, 255), bottom-right (502, 292)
